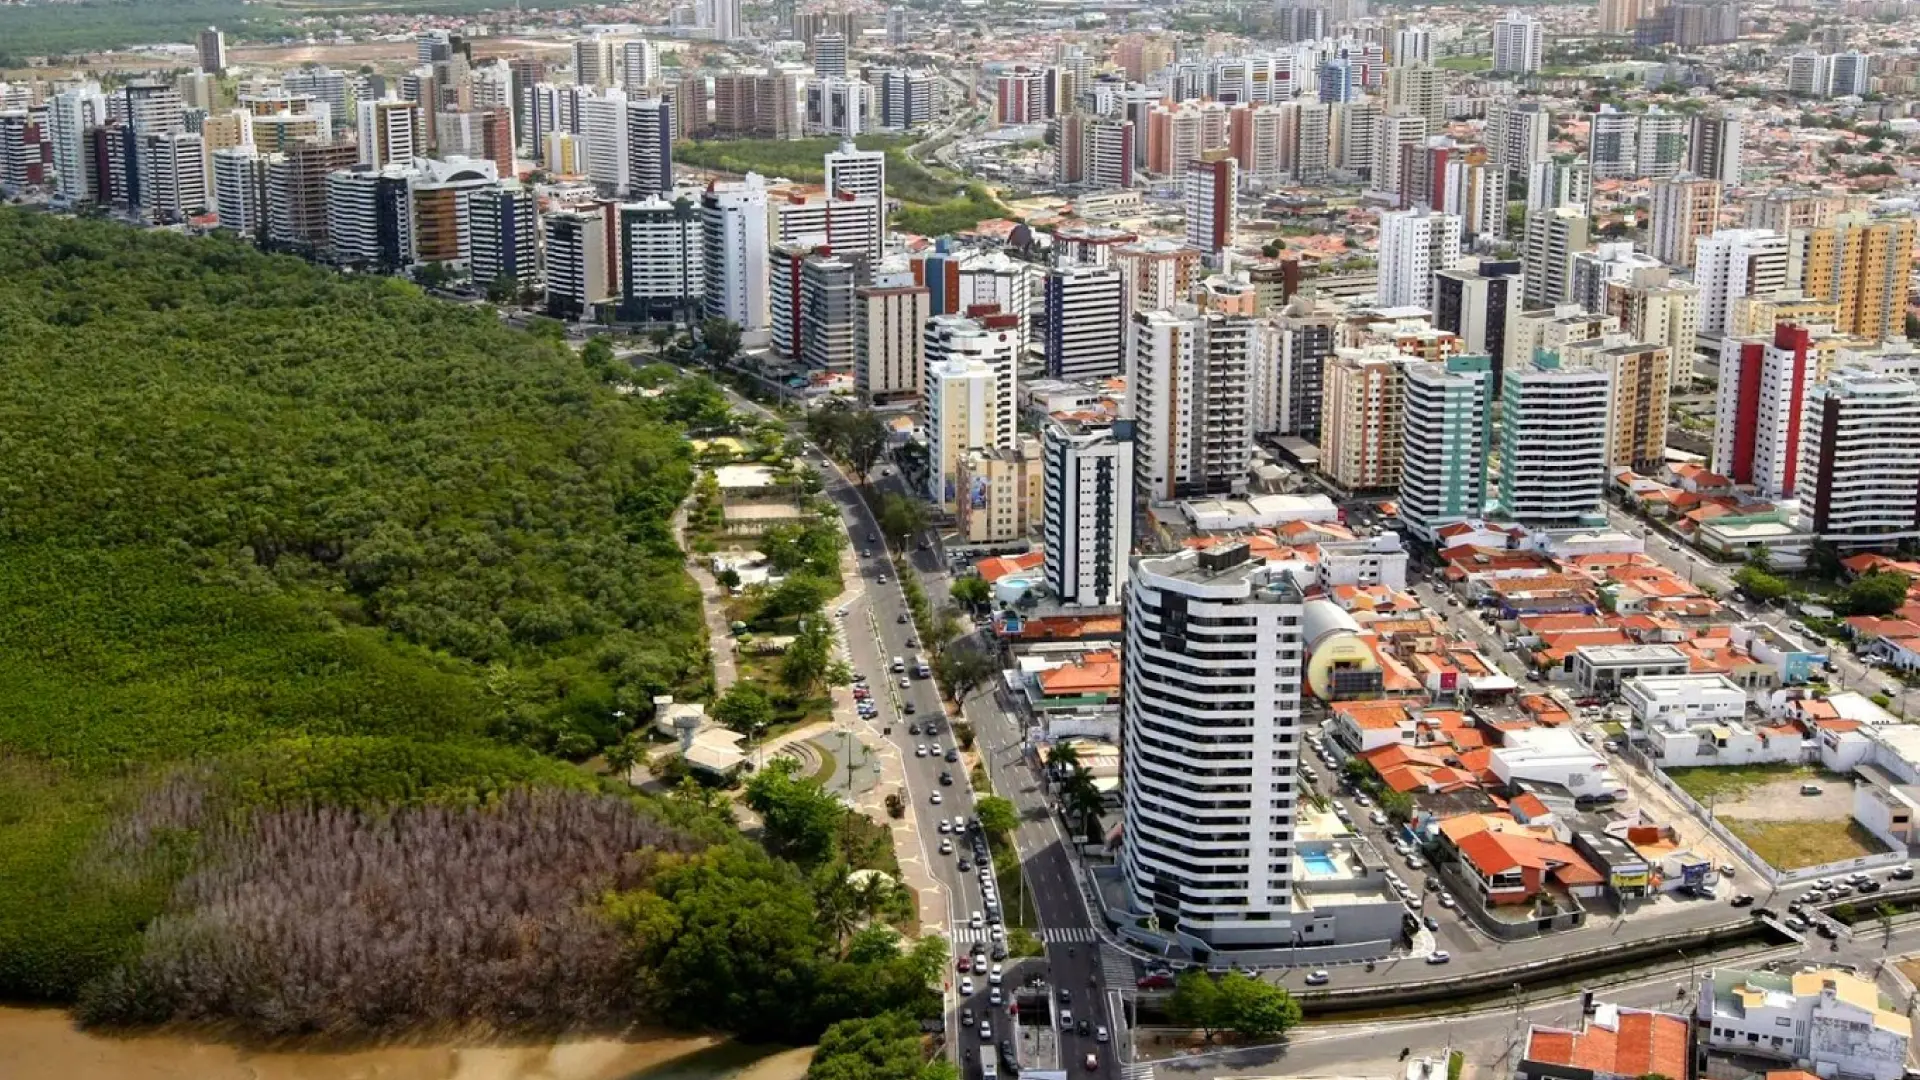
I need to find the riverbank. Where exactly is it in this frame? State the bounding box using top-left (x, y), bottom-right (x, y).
top-left (0, 1006), bottom-right (813, 1080)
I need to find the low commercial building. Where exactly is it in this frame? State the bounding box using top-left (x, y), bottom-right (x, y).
top-left (1701, 968), bottom-right (1910, 1080)
top-left (1489, 728), bottom-right (1627, 802)
top-left (1570, 643), bottom-right (1689, 696)
top-left (1630, 673), bottom-right (1804, 767)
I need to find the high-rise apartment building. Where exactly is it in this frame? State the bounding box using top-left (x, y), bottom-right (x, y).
top-left (326, 165), bottom-right (414, 269)
top-left (47, 84), bottom-right (108, 204)
top-left (1648, 173), bottom-right (1722, 268)
top-left (1488, 101), bottom-right (1550, 183)
top-left (1378, 207), bottom-right (1462, 309)
top-left (1498, 353), bottom-right (1612, 527)
top-left (1043, 264), bottom-right (1126, 380)
top-left (1321, 345), bottom-right (1407, 492)
top-left (1493, 12), bottom-right (1545, 73)
top-left (211, 145), bottom-right (267, 239)
top-left (265, 139), bottom-right (358, 252)
top-left (1183, 151), bottom-right (1238, 259)
top-left (1506, 305), bottom-right (1619, 379)
top-left (1042, 417), bottom-right (1135, 607)
top-left (619, 39), bottom-right (658, 89)
top-left (543, 206), bottom-right (612, 317)
top-left (1694, 228), bottom-right (1790, 339)
top-left (1789, 215), bottom-right (1917, 342)
top-left (1605, 271), bottom-right (1700, 389)
top-left (469, 181), bottom-right (540, 292)
top-left (1269, 294), bottom-right (1340, 438)
top-left (1555, 337), bottom-right (1672, 471)
top-left (357, 98), bottom-right (418, 169)
top-left (140, 130), bottom-right (206, 224)
top-left (1120, 543), bottom-right (1308, 949)
top-left (625, 96), bottom-right (675, 194)
top-left (1713, 322), bottom-right (1819, 499)
top-left (1132, 305), bottom-right (1256, 501)
top-left (926, 312), bottom-right (1020, 506)
top-left (767, 187), bottom-right (883, 264)
top-left (1386, 63), bottom-right (1447, 128)
top-left (1400, 354), bottom-right (1494, 542)
top-left (617, 194), bottom-right (706, 323)
top-left (198, 26), bottom-right (228, 75)
top-left (1368, 112), bottom-right (1426, 200)
top-left (996, 67), bottom-right (1048, 126)
top-left (1688, 111), bottom-right (1742, 187)
top-left (811, 31), bottom-right (849, 79)
top-left (1528, 156), bottom-right (1592, 213)
top-left (825, 140), bottom-right (887, 256)
top-left (574, 36), bottom-right (617, 88)
top-left (800, 252), bottom-right (860, 372)
top-left (702, 174), bottom-right (770, 332)
top-left (855, 282), bottom-right (929, 404)
top-left (1744, 190), bottom-right (1840, 235)
top-left (1521, 206), bottom-right (1591, 309)
top-left (1797, 370), bottom-right (1920, 548)
top-left (1433, 260), bottom-right (1522, 393)
top-left (579, 89), bottom-right (630, 192)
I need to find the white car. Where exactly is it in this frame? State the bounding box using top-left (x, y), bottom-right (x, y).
top-left (989, 964), bottom-right (1003, 985)
top-left (1370, 811), bottom-right (1389, 827)
top-left (938, 820), bottom-right (950, 833)
top-left (1096, 1026), bottom-right (1110, 1043)
top-left (916, 745), bottom-right (928, 758)
top-left (979, 1019), bottom-right (992, 1039)
top-left (1426, 951), bottom-right (1451, 965)
top-left (960, 977), bottom-right (975, 995)
top-left (931, 792), bottom-right (943, 805)
top-left (1438, 892), bottom-right (1457, 909)
top-left (1354, 793), bottom-right (1373, 809)
top-left (990, 988), bottom-right (1003, 1006)
top-left (940, 839), bottom-right (953, 855)
top-left (1304, 970), bottom-right (1330, 986)
top-left (1060, 1009), bottom-right (1073, 1027)
top-left (1407, 855), bottom-right (1426, 871)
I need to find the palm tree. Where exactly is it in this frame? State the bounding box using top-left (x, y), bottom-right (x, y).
top-left (853, 871), bottom-right (894, 921)
top-left (1047, 742), bottom-right (1081, 771)
top-left (813, 869), bottom-right (861, 955)
top-left (1062, 767), bottom-right (1106, 846)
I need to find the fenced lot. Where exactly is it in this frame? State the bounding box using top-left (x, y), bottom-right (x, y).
top-left (1664, 762), bottom-right (1884, 871)
top-left (1720, 819), bottom-right (1888, 871)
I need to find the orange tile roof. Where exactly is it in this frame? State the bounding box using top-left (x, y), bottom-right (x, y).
top-left (1015, 614), bottom-right (1122, 640)
top-left (1335, 699), bottom-right (1415, 729)
top-left (1458, 829), bottom-right (1605, 887)
top-left (1511, 793), bottom-right (1551, 818)
top-left (978, 551), bottom-right (1044, 583)
top-left (1526, 1011), bottom-right (1690, 1080)
top-left (1036, 656), bottom-right (1121, 696)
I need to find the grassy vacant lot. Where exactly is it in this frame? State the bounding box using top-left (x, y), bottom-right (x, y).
top-left (1721, 819), bottom-right (1888, 871)
top-left (676, 134), bottom-right (1013, 235)
top-left (1436, 55), bottom-right (1492, 72)
top-left (1666, 762), bottom-right (1826, 802)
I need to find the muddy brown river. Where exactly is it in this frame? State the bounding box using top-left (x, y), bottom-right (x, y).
top-left (0, 1007), bottom-right (813, 1080)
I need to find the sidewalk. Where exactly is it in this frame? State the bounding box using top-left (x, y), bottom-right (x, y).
top-left (670, 502), bottom-right (738, 696)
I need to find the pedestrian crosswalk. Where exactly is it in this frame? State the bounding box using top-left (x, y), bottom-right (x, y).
top-left (952, 925), bottom-right (1100, 944)
top-left (1120, 1063), bottom-right (1155, 1080)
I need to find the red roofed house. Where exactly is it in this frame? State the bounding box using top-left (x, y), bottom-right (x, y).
top-left (1520, 1005), bottom-right (1691, 1080)
top-left (1453, 826), bottom-right (1606, 906)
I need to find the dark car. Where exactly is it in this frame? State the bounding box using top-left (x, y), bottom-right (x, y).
top-left (1860, 879), bottom-right (1883, 893)
top-left (962, 1008), bottom-right (974, 1026)
top-left (940, 771), bottom-right (954, 786)
top-left (946, 748), bottom-right (960, 762)
top-left (1730, 894), bottom-right (1755, 907)
top-left (1817, 923), bottom-right (1840, 939)
top-left (1892, 865), bottom-right (1915, 881)
top-left (1751, 906), bottom-right (1778, 920)
top-left (1058, 986), bottom-right (1071, 1003)
top-left (906, 701), bottom-right (918, 714)
top-left (990, 942), bottom-right (1008, 961)
top-left (1000, 1041), bottom-right (1018, 1067)
top-left (908, 723), bottom-right (920, 735)
top-left (957, 858), bottom-right (972, 872)
top-left (1423, 915), bottom-right (1440, 930)
top-left (1077, 1019), bottom-right (1090, 1037)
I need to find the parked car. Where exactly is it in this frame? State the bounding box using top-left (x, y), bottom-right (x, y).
top-left (1137, 973), bottom-right (1174, 990)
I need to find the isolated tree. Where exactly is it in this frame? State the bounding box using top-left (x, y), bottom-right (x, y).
top-left (950, 577), bottom-right (992, 608)
top-left (1846, 571), bottom-right (1911, 616)
top-left (877, 493), bottom-right (926, 544)
top-left (975, 795), bottom-right (1018, 839)
top-left (699, 316), bottom-right (743, 368)
top-left (782, 615), bottom-right (836, 694)
top-left (714, 681), bottom-right (776, 736)
top-left (602, 733), bottom-right (645, 780)
top-left (1216, 971), bottom-right (1302, 1040)
top-left (745, 758), bottom-right (843, 866)
top-left (1167, 970), bottom-right (1225, 1041)
top-left (1734, 565), bottom-right (1789, 603)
